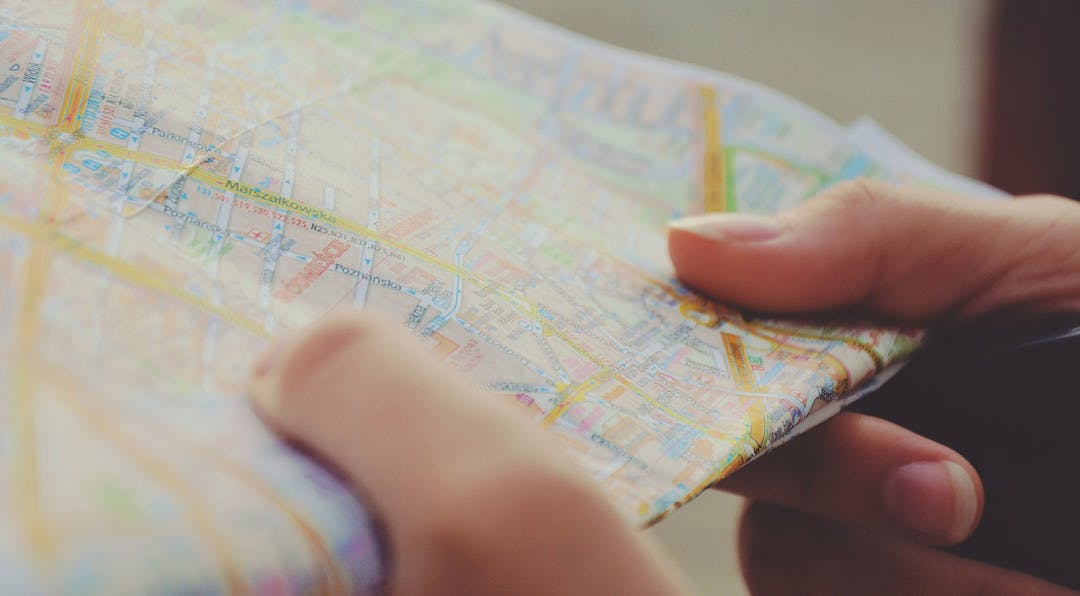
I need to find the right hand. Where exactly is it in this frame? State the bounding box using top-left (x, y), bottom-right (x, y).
top-left (668, 180), bottom-right (1080, 595)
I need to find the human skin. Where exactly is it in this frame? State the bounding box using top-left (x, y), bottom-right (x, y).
top-left (669, 180), bottom-right (1080, 595)
top-left (248, 180), bottom-right (1080, 595)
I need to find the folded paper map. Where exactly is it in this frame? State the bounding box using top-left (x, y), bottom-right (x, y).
top-left (0, 1), bottom-right (1001, 593)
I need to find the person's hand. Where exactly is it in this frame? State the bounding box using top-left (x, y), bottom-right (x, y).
top-left (668, 180), bottom-right (1080, 595)
top-left (247, 314), bottom-right (689, 596)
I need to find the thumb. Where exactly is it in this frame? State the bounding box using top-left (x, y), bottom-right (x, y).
top-left (246, 313), bottom-right (687, 596)
top-left (667, 180), bottom-right (1080, 321)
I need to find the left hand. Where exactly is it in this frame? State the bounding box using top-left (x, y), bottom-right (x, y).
top-left (248, 313), bottom-right (689, 596)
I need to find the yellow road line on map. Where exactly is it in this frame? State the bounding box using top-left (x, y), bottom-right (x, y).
top-left (720, 332), bottom-right (758, 393)
top-left (10, 245), bottom-right (54, 558)
top-left (5, 44), bottom-right (95, 550)
top-left (41, 150), bottom-right (72, 225)
top-left (0, 113), bottom-right (48, 137)
top-left (78, 137), bottom-right (185, 170)
top-left (699, 85), bottom-right (726, 213)
top-left (13, 105), bottom-right (845, 456)
top-left (5, 153), bottom-right (65, 566)
top-left (48, 11), bottom-right (104, 217)
top-left (0, 214), bottom-right (268, 338)
top-left (746, 400), bottom-right (767, 447)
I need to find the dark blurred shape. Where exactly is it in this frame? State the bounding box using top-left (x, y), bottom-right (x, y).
top-left (980, 0), bottom-right (1080, 199)
top-left (884, 4), bottom-right (1080, 587)
top-left (855, 316), bottom-right (1080, 590)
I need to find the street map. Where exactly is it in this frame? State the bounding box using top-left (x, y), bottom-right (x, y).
top-left (0, 1), bottom-right (1000, 593)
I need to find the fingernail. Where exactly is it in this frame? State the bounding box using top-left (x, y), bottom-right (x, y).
top-left (884, 461), bottom-right (978, 542)
top-left (667, 213), bottom-right (782, 243)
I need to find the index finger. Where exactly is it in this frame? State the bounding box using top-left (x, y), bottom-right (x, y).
top-left (717, 411), bottom-right (983, 546)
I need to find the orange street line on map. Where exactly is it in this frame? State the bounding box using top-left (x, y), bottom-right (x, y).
top-left (541, 370), bottom-right (612, 428)
top-left (0, 113), bottom-right (49, 138)
top-left (76, 137), bottom-right (187, 170)
top-left (54, 2), bottom-right (105, 133)
top-left (9, 245), bottom-right (55, 559)
top-left (6, 97), bottom-right (86, 559)
top-left (42, 150), bottom-right (72, 225)
top-left (745, 400), bottom-right (767, 447)
top-left (699, 85), bottom-right (726, 213)
top-left (720, 332), bottom-right (759, 393)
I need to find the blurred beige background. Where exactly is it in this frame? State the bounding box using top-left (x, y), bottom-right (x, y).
top-left (497, 1), bottom-right (991, 593)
